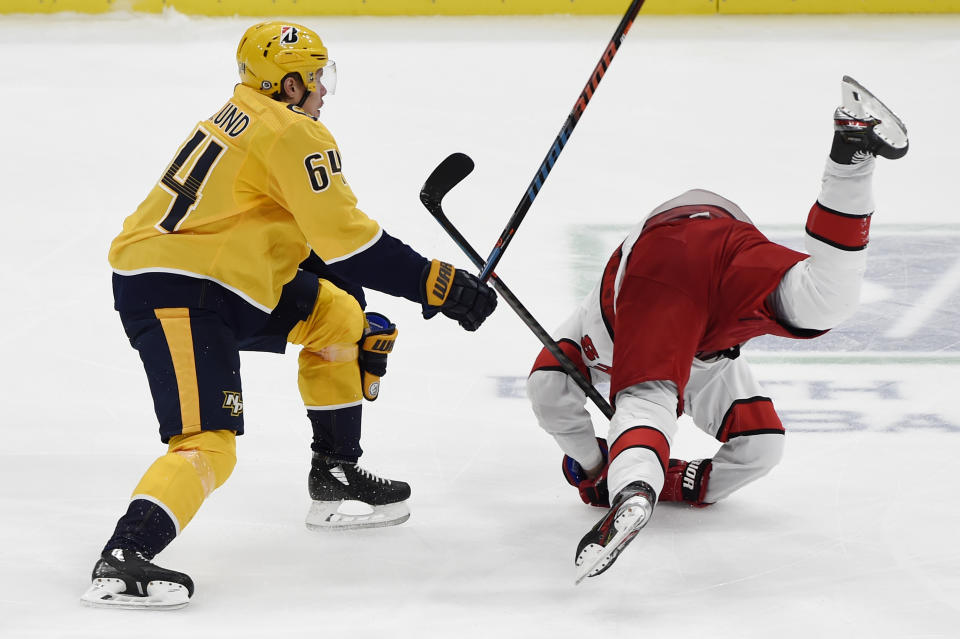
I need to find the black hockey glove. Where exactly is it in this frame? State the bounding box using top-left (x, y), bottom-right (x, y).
top-left (421, 259), bottom-right (497, 332)
top-left (357, 312), bottom-right (397, 401)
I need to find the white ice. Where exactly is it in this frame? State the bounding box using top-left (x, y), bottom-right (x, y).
top-left (1, 11), bottom-right (959, 638)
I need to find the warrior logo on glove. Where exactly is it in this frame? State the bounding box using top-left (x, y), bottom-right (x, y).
top-left (422, 259), bottom-right (497, 331)
top-left (358, 312), bottom-right (397, 401)
top-left (428, 261), bottom-right (454, 302)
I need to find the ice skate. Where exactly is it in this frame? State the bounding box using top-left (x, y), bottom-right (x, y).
top-left (831, 75), bottom-right (908, 164)
top-left (79, 548), bottom-right (194, 610)
top-left (574, 481), bottom-right (656, 585)
top-left (305, 453), bottom-right (411, 530)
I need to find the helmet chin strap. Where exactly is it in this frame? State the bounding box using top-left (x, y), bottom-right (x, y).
top-left (296, 90), bottom-right (311, 108)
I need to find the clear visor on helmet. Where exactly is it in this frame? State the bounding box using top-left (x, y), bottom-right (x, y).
top-left (317, 60), bottom-right (337, 95)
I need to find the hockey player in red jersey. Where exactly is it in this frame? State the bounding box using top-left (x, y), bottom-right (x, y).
top-left (524, 77), bottom-right (908, 583)
top-left (81, 21), bottom-right (496, 609)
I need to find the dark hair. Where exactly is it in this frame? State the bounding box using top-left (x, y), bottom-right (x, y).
top-left (272, 72), bottom-right (303, 100)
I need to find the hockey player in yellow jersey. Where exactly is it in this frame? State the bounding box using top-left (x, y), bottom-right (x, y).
top-left (82, 21), bottom-right (497, 610)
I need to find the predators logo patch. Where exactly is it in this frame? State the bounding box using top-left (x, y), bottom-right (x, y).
top-left (222, 391), bottom-right (243, 416)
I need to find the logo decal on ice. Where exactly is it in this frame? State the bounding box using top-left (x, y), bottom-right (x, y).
top-left (222, 391), bottom-right (243, 416)
top-left (280, 26), bottom-right (299, 45)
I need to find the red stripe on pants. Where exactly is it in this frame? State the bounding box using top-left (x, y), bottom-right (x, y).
top-left (529, 339), bottom-right (588, 378)
top-left (806, 202), bottom-right (871, 250)
top-left (609, 426), bottom-right (670, 475)
top-left (717, 397), bottom-right (784, 442)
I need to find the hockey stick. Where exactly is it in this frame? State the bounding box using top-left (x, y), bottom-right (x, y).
top-left (478, 0), bottom-right (646, 284)
top-left (420, 153), bottom-right (614, 420)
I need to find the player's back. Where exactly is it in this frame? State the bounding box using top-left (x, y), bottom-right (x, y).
top-left (108, 84), bottom-right (344, 312)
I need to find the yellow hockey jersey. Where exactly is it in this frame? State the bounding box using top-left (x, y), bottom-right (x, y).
top-left (109, 84), bottom-right (381, 313)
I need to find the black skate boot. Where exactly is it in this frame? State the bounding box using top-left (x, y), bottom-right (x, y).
top-left (305, 453), bottom-right (411, 530)
top-left (79, 548), bottom-right (194, 610)
top-left (574, 481), bottom-right (656, 585)
top-left (831, 75), bottom-right (909, 164)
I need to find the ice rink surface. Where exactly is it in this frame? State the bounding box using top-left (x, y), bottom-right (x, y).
top-left (1, 9), bottom-right (959, 638)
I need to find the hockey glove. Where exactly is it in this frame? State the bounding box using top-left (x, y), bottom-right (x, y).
top-left (561, 437), bottom-right (610, 508)
top-left (421, 259), bottom-right (497, 332)
top-left (659, 458), bottom-right (713, 507)
top-left (358, 312), bottom-right (397, 401)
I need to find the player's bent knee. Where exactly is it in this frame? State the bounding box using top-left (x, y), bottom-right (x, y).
top-left (757, 432), bottom-right (785, 471)
top-left (319, 298), bottom-right (364, 354)
top-left (704, 434), bottom-right (785, 502)
top-left (734, 432), bottom-right (785, 476)
top-left (291, 281), bottom-right (365, 354)
top-left (775, 258), bottom-right (864, 331)
top-left (168, 430), bottom-right (237, 495)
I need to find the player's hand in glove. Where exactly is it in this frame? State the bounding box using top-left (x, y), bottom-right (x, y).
top-left (421, 259), bottom-right (497, 331)
top-left (358, 312), bottom-right (397, 401)
top-left (561, 437), bottom-right (610, 508)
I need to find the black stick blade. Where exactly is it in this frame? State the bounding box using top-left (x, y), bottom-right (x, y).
top-left (419, 153), bottom-right (475, 212)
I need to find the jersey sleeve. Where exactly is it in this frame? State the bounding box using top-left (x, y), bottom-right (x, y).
top-left (526, 315), bottom-right (603, 468)
top-left (269, 119), bottom-right (381, 263)
top-left (320, 231), bottom-right (430, 305)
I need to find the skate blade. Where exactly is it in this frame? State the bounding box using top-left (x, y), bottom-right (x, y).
top-left (80, 579), bottom-right (190, 610)
top-left (574, 503), bottom-right (650, 585)
top-left (841, 75), bottom-right (908, 151)
top-left (305, 499), bottom-right (410, 531)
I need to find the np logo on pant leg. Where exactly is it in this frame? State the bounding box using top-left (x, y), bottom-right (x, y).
top-left (222, 391), bottom-right (243, 416)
